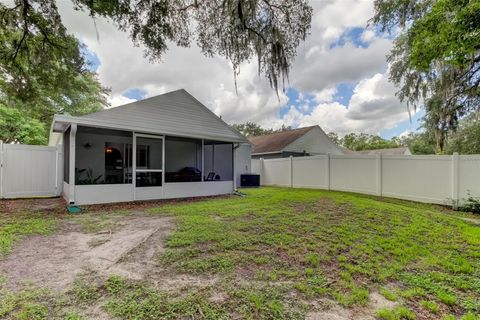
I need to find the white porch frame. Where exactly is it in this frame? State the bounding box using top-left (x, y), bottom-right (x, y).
top-left (133, 132), bottom-right (165, 201)
top-left (65, 126), bottom-right (235, 205)
top-left (68, 123), bottom-right (77, 204)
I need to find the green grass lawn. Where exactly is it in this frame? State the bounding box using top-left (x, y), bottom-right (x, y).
top-left (149, 187), bottom-right (480, 319)
top-left (1, 187), bottom-right (479, 319)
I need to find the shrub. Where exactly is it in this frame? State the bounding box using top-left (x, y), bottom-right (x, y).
top-left (459, 193), bottom-right (480, 214)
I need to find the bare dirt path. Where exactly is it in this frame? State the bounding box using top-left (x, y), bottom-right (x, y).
top-left (0, 215), bottom-right (175, 292)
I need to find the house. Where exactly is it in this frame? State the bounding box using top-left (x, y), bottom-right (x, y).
top-left (249, 125), bottom-right (345, 159)
top-left (355, 147), bottom-right (411, 155)
top-left (49, 89), bottom-right (251, 205)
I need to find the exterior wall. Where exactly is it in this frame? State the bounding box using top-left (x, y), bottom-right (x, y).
top-left (75, 184), bottom-right (134, 205)
top-left (252, 154), bottom-right (480, 206)
top-left (163, 181), bottom-right (233, 199)
top-left (251, 159), bottom-right (261, 175)
top-left (0, 143), bottom-right (63, 198)
top-left (72, 181), bottom-right (234, 205)
top-left (234, 143), bottom-right (252, 187)
top-left (63, 181), bottom-right (70, 202)
top-left (283, 126), bottom-right (344, 155)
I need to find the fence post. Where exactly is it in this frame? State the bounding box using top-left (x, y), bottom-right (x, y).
top-left (452, 152), bottom-right (459, 209)
top-left (290, 155), bottom-right (293, 188)
top-left (377, 153), bottom-right (382, 196)
top-left (326, 153), bottom-right (330, 190)
top-left (260, 158), bottom-right (264, 186)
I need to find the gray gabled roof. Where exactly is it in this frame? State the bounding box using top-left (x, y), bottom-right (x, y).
top-left (52, 89), bottom-right (248, 143)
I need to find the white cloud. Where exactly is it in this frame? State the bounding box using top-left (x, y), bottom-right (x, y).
top-left (108, 94), bottom-right (137, 108)
top-left (399, 129), bottom-right (412, 138)
top-left (290, 38), bottom-right (392, 92)
top-left (361, 29), bottom-right (376, 43)
top-left (279, 73), bottom-right (410, 135)
top-left (313, 87), bottom-right (337, 103)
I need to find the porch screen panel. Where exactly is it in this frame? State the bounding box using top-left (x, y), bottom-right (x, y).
top-left (75, 126), bottom-right (133, 185)
top-left (165, 136), bottom-right (202, 182)
top-left (203, 141), bottom-right (233, 181)
top-left (135, 137), bottom-right (163, 187)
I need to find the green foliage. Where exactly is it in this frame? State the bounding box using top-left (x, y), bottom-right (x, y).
top-left (420, 300), bottom-right (440, 314)
top-left (75, 168), bottom-right (104, 185)
top-left (376, 305), bottom-right (416, 320)
top-left (421, 95), bottom-right (464, 153)
top-left (231, 122), bottom-right (293, 137)
top-left (460, 313), bottom-right (480, 320)
top-left (334, 286), bottom-right (370, 307)
top-left (445, 114), bottom-right (480, 155)
top-left (64, 311), bottom-right (84, 320)
top-left (2, 1), bottom-right (312, 95)
top-left (340, 132), bottom-right (401, 151)
top-left (380, 288), bottom-right (398, 301)
top-left (0, 105), bottom-right (46, 144)
top-left (460, 193), bottom-right (480, 214)
top-left (403, 132), bottom-right (437, 155)
top-left (372, 0), bottom-right (480, 152)
top-left (71, 278), bottom-right (101, 302)
top-left (0, 1), bottom-right (109, 144)
top-left (0, 284), bottom-right (52, 320)
top-left (103, 277), bottom-right (231, 320)
top-left (231, 122), bottom-right (275, 137)
top-left (328, 130), bottom-right (438, 154)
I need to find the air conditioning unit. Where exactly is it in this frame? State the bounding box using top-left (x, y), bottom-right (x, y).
top-left (240, 174), bottom-right (260, 187)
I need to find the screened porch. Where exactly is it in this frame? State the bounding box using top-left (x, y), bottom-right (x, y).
top-left (63, 125), bottom-right (235, 205)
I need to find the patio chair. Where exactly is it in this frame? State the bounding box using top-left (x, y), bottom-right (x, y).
top-left (205, 172), bottom-right (215, 181)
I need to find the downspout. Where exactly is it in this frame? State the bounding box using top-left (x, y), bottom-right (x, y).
top-left (233, 143), bottom-right (240, 191)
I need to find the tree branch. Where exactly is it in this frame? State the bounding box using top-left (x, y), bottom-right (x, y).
top-left (11, 0), bottom-right (30, 63)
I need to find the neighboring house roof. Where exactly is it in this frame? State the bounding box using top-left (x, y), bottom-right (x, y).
top-left (249, 126), bottom-right (317, 155)
top-left (50, 89), bottom-right (248, 143)
top-left (355, 147), bottom-right (411, 155)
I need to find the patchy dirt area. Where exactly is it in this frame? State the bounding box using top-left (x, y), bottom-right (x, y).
top-left (306, 293), bottom-right (398, 320)
top-left (0, 197), bottom-right (67, 215)
top-left (0, 214), bottom-right (178, 292)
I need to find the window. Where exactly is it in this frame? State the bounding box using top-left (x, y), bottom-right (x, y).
top-left (203, 141), bottom-right (233, 181)
top-left (165, 136), bottom-right (202, 182)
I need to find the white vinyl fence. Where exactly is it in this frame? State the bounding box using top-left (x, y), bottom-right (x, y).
top-left (252, 154), bottom-right (480, 206)
top-left (0, 141), bottom-right (63, 199)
